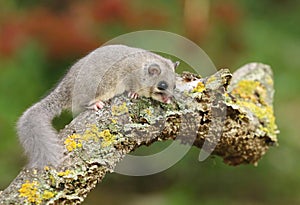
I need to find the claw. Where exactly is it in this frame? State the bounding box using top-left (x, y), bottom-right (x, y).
top-left (128, 91), bottom-right (139, 99)
top-left (95, 101), bottom-right (105, 110)
top-left (87, 100), bottom-right (105, 111)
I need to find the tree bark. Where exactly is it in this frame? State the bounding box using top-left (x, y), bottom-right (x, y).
top-left (0, 63), bottom-right (278, 205)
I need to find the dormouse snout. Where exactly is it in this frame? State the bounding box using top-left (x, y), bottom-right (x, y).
top-left (152, 81), bottom-right (174, 104)
top-left (157, 81), bottom-right (168, 90)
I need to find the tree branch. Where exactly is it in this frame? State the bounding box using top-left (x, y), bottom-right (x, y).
top-left (0, 63), bottom-right (278, 205)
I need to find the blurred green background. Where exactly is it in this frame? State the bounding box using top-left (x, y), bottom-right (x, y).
top-left (0, 0), bottom-right (299, 204)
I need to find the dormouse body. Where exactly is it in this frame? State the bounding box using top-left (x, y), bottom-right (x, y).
top-left (17, 45), bottom-right (178, 168)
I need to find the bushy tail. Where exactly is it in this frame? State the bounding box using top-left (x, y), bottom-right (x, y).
top-left (17, 93), bottom-right (65, 168)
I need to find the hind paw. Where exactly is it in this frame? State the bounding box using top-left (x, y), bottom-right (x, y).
top-left (87, 100), bottom-right (105, 111)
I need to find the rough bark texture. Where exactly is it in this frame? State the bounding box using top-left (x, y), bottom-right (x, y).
top-left (0, 63), bottom-right (278, 205)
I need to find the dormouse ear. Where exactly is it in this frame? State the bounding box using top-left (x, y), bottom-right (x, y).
top-left (174, 61), bottom-right (180, 70)
top-left (148, 63), bottom-right (161, 76)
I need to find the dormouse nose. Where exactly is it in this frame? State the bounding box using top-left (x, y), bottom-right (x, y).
top-left (157, 81), bottom-right (168, 90)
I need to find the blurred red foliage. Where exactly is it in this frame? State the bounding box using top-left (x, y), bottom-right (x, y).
top-left (213, 1), bottom-right (242, 27)
top-left (0, 0), bottom-right (243, 64)
top-left (0, 20), bottom-right (27, 58)
top-left (26, 8), bottom-right (99, 59)
top-left (0, 6), bottom-right (100, 59)
top-left (92, 0), bottom-right (129, 22)
top-left (0, 0), bottom-right (168, 60)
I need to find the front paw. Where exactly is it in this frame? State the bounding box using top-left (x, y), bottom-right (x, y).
top-left (128, 91), bottom-right (139, 99)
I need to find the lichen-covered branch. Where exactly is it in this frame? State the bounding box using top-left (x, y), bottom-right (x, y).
top-left (0, 63), bottom-right (278, 205)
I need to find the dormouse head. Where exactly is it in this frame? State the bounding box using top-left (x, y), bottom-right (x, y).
top-left (140, 58), bottom-right (179, 104)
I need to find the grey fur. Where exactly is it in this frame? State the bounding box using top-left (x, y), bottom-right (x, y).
top-left (17, 45), bottom-right (177, 168)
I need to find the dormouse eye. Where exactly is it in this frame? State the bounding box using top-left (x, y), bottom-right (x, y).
top-left (157, 81), bottom-right (168, 90)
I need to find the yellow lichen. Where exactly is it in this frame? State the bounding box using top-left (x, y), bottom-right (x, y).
top-left (236, 100), bottom-right (278, 139)
top-left (58, 169), bottom-right (73, 177)
top-left (42, 190), bottom-right (55, 200)
top-left (206, 76), bottom-right (217, 84)
top-left (49, 174), bottom-right (56, 187)
top-left (231, 80), bottom-right (267, 105)
top-left (238, 113), bottom-right (246, 119)
top-left (99, 129), bottom-right (116, 147)
top-left (64, 134), bottom-right (82, 152)
top-left (19, 180), bottom-right (41, 204)
top-left (112, 102), bottom-right (128, 116)
top-left (64, 124), bottom-right (118, 150)
top-left (144, 108), bottom-right (152, 116)
top-left (44, 166), bottom-right (50, 171)
top-left (87, 124), bottom-right (99, 133)
top-left (193, 82), bottom-right (206, 93)
top-left (266, 75), bottom-right (274, 86)
top-left (82, 124), bottom-right (100, 142)
top-left (230, 79), bottom-right (278, 140)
